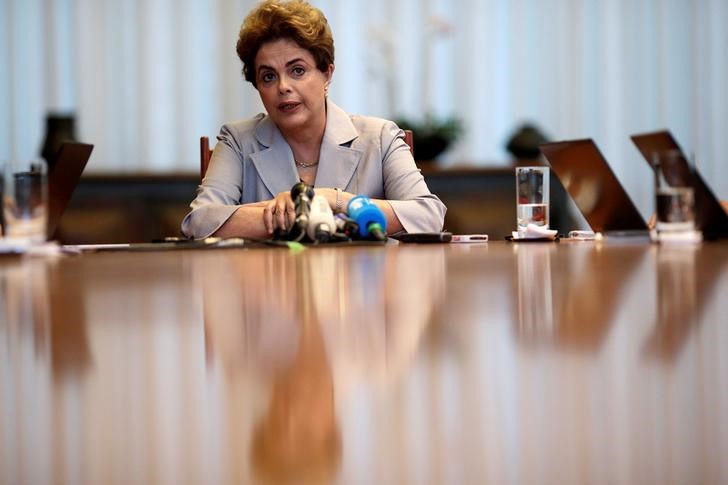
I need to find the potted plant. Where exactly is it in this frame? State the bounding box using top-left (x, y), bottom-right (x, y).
top-left (394, 115), bottom-right (462, 164)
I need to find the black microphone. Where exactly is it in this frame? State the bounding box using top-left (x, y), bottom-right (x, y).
top-left (287, 182), bottom-right (315, 241)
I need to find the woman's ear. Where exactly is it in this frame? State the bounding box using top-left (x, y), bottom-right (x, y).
top-left (324, 64), bottom-right (335, 88)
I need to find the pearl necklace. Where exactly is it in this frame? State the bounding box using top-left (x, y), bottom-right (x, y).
top-left (295, 160), bottom-right (319, 168)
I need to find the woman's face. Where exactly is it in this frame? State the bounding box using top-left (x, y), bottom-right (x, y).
top-left (254, 38), bottom-right (333, 135)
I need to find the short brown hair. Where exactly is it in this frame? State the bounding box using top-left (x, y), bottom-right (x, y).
top-left (236, 0), bottom-right (335, 87)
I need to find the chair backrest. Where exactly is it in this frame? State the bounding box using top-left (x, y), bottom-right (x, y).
top-left (200, 136), bottom-right (213, 179)
top-left (403, 129), bottom-right (414, 158)
top-left (200, 129), bottom-right (414, 179)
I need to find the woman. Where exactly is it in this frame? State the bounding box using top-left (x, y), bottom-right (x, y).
top-left (181, 0), bottom-right (446, 239)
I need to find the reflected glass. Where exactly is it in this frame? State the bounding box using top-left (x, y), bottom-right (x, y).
top-left (515, 244), bottom-right (555, 343)
top-left (644, 244), bottom-right (728, 363)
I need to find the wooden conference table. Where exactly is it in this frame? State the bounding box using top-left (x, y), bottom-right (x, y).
top-left (1, 240), bottom-right (727, 485)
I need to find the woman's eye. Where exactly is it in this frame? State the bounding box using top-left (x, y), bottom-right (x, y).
top-left (291, 66), bottom-right (305, 77)
top-left (261, 72), bottom-right (276, 83)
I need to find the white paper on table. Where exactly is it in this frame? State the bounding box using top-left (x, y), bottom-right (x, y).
top-left (512, 224), bottom-right (558, 240)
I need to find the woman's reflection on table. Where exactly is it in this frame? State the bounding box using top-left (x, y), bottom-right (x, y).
top-left (197, 245), bottom-right (446, 482)
top-left (250, 316), bottom-right (340, 484)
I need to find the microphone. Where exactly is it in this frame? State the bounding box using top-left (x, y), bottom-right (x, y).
top-left (347, 195), bottom-right (387, 241)
top-left (334, 213), bottom-right (359, 238)
top-left (306, 194), bottom-right (336, 242)
top-left (286, 182), bottom-right (315, 241)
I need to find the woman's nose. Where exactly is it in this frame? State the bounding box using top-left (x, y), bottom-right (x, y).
top-left (278, 76), bottom-right (292, 94)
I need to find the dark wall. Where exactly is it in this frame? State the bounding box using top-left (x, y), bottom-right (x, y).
top-left (57, 175), bottom-right (197, 244)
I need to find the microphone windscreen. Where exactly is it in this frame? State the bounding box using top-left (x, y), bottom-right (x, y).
top-left (347, 195), bottom-right (387, 237)
top-left (307, 195), bottom-right (336, 242)
top-left (291, 182), bottom-right (314, 200)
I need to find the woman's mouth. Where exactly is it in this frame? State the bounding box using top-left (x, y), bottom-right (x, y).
top-left (278, 102), bottom-right (301, 113)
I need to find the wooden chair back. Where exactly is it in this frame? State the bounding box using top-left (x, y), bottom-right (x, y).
top-left (200, 136), bottom-right (213, 180)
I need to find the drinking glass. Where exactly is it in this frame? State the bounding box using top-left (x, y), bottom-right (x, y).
top-left (652, 150), bottom-right (695, 236)
top-left (1, 159), bottom-right (48, 244)
top-left (515, 166), bottom-right (549, 234)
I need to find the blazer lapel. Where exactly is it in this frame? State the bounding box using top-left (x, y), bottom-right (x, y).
top-left (250, 117), bottom-right (299, 197)
top-left (315, 101), bottom-right (363, 190)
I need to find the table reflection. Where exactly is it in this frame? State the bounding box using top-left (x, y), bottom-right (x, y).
top-left (1, 242), bottom-right (726, 485)
top-left (1, 258), bottom-right (51, 358)
top-left (48, 262), bottom-right (92, 379)
top-left (644, 244), bottom-right (728, 362)
top-left (1, 258), bottom-right (53, 485)
top-left (1, 257), bottom-right (92, 379)
top-left (251, 313), bottom-right (339, 484)
top-left (197, 246), bottom-right (446, 483)
top-left (514, 243), bottom-right (649, 352)
top-left (551, 244), bottom-right (648, 352)
top-left (199, 247), bottom-right (445, 383)
top-left (515, 244), bottom-right (555, 342)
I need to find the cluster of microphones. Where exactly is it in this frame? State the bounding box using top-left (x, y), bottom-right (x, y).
top-left (275, 182), bottom-right (387, 243)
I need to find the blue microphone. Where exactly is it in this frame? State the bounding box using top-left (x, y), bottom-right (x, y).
top-left (347, 195), bottom-right (387, 241)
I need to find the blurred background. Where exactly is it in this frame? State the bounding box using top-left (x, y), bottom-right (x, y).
top-left (1, 0), bottom-right (726, 240)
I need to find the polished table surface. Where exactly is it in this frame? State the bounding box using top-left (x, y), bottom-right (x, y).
top-left (2, 240), bottom-right (727, 485)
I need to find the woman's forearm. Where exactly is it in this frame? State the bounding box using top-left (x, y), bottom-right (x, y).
top-left (212, 204), bottom-right (270, 239)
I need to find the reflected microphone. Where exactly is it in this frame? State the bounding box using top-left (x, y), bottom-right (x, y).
top-left (307, 194), bottom-right (336, 242)
top-left (347, 195), bottom-right (387, 241)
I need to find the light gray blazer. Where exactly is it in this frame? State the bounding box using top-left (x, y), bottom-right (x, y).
top-left (181, 100), bottom-right (446, 239)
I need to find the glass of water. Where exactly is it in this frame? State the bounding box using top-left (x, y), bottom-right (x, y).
top-left (515, 166), bottom-right (549, 234)
top-left (651, 150), bottom-right (695, 236)
top-left (1, 159), bottom-right (48, 244)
